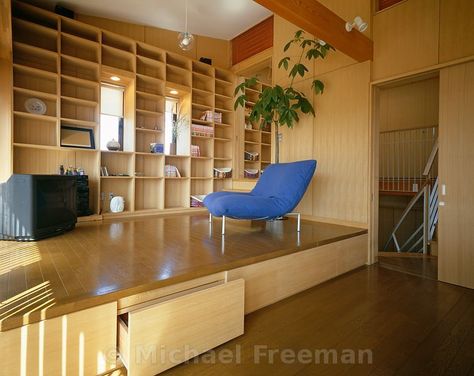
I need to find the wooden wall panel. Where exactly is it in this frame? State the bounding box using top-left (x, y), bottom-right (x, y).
top-left (279, 79), bottom-right (315, 215)
top-left (315, 0), bottom-right (370, 75)
top-left (76, 14), bottom-right (145, 42)
top-left (378, 76), bottom-right (439, 132)
top-left (312, 62), bottom-right (371, 224)
top-left (439, 0), bottom-right (474, 63)
top-left (372, 0), bottom-right (439, 80)
top-left (438, 62), bottom-right (474, 289)
top-left (272, 11), bottom-right (371, 225)
top-left (232, 16), bottom-right (273, 66)
top-left (273, 15), bottom-right (314, 86)
top-left (0, 0), bottom-right (12, 182)
top-left (77, 14), bottom-right (231, 68)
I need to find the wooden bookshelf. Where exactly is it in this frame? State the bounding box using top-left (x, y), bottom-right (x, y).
top-left (8, 0), bottom-right (239, 219)
top-left (235, 79), bottom-right (273, 179)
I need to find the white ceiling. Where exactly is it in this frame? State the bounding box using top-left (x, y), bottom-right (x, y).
top-left (35, 0), bottom-right (272, 40)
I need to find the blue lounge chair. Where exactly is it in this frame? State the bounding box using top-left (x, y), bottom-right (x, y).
top-left (204, 160), bottom-right (317, 234)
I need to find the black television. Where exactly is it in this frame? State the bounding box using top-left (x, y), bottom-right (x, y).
top-left (0, 174), bottom-right (77, 241)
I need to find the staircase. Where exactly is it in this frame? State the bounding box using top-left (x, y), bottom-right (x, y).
top-left (382, 130), bottom-right (439, 254)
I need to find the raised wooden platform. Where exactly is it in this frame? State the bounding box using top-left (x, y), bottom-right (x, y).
top-left (0, 214), bottom-right (366, 332)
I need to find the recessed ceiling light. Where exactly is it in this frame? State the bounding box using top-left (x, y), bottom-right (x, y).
top-left (110, 76), bottom-right (121, 81)
top-left (170, 89), bottom-right (179, 95)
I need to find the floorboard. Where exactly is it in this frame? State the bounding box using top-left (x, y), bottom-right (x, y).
top-left (157, 265), bottom-right (474, 376)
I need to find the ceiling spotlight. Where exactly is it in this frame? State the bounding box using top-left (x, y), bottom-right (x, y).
top-left (178, 0), bottom-right (194, 51)
top-left (169, 89), bottom-right (179, 95)
top-left (345, 16), bottom-right (368, 32)
top-left (110, 76), bottom-right (121, 81)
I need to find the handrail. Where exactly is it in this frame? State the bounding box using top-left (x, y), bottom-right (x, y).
top-left (423, 137), bottom-right (439, 176)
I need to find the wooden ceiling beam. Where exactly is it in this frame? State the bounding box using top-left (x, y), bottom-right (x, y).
top-left (254, 0), bottom-right (373, 62)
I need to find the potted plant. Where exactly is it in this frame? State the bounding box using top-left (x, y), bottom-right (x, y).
top-left (234, 30), bottom-right (334, 163)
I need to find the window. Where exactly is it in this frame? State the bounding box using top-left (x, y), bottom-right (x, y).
top-left (164, 98), bottom-right (178, 154)
top-left (100, 84), bottom-right (124, 151)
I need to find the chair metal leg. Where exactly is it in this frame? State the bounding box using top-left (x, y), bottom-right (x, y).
top-left (209, 213), bottom-right (212, 223)
top-left (287, 212), bottom-right (301, 232)
top-left (222, 216), bottom-right (226, 235)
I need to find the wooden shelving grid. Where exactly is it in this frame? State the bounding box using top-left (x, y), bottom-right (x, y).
top-left (236, 79), bottom-right (273, 179)
top-left (9, 0), bottom-right (238, 218)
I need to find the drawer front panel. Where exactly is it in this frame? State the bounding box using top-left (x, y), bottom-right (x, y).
top-left (228, 234), bottom-right (368, 313)
top-left (127, 279), bottom-right (244, 375)
top-left (0, 302), bottom-right (117, 376)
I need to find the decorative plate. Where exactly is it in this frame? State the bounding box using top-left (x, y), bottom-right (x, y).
top-left (24, 98), bottom-right (47, 115)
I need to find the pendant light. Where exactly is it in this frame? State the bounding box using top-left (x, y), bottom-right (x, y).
top-left (178, 0), bottom-right (194, 51)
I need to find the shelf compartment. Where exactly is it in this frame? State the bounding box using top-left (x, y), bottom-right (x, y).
top-left (137, 56), bottom-right (165, 80)
top-left (191, 179), bottom-right (213, 196)
top-left (164, 179), bottom-right (190, 209)
top-left (102, 30), bottom-right (136, 54)
top-left (100, 151), bottom-right (134, 177)
top-left (192, 72), bottom-right (214, 93)
top-left (215, 124), bottom-right (233, 140)
top-left (192, 61), bottom-right (214, 77)
top-left (245, 129), bottom-right (261, 143)
top-left (136, 110), bottom-right (164, 131)
top-left (166, 65), bottom-right (191, 87)
top-left (214, 140), bottom-right (233, 160)
top-left (135, 178), bottom-right (164, 211)
top-left (191, 137), bottom-right (213, 158)
top-left (61, 75), bottom-right (99, 102)
top-left (13, 42), bottom-right (58, 73)
top-left (261, 131), bottom-right (272, 145)
top-left (61, 55), bottom-right (100, 82)
top-left (13, 90), bottom-right (57, 118)
top-left (13, 18), bottom-right (58, 52)
top-left (13, 65), bottom-right (58, 95)
top-left (191, 158), bottom-right (213, 178)
top-left (165, 156), bottom-right (190, 178)
top-left (261, 144), bottom-right (271, 162)
top-left (61, 33), bottom-right (100, 63)
top-left (136, 92), bottom-right (165, 114)
top-left (102, 45), bottom-right (135, 72)
top-left (215, 96), bottom-right (233, 112)
top-left (215, 68), bottom-right (234, 84)
top-left (100, 178), bottom-right (134, 213)
top-left (12, 1), bottom-right (58, 29)
top-left (13, 113), bottom-right (57, 146)
top-left (215, 80), bottom-right (234, 98)
top-left (61, 18), bottom-right (100, 42)
top-left (136, 130), bottom-right (163, 153)
top-left (135, 153), bottom-right (164, 178)
top-left (213, 178), bottom-right (232, 192)
top-left (136, 43), bottom-right (165, 63)
top-left (136, 74), bottom-right (165, 96)
top-left (61, 97), bottom-right (98, 123)
top-left (192, 89), bottom-right (214, 108)
top-left (13, 146), bottom-right (100, 214)
top-left (166, 52), bottom-right (192, 71)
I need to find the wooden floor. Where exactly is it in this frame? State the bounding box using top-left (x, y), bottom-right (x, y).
top-left (0, 214), bottom-right (366, 331)
top-left (151, 265), bottom-right (473, 376)
top-left (378, 252), bottom-right (438, 280)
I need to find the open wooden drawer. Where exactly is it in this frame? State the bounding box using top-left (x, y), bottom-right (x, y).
top-left (118, 279), bottom-right (245, 376)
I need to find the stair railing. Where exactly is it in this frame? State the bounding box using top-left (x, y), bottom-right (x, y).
top-left (383, 138), bottom-right (438, 253)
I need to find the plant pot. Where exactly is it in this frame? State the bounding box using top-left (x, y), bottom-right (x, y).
top-left (169, 143), bottom-right (177, 155)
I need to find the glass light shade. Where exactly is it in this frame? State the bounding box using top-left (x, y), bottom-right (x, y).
top-left (178, 31), bottom-right (194, 51)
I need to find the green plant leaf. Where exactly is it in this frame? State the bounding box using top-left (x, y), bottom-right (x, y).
top-left (312, 80), bottom-right (325, 95)
top-left (283, 40), bottom-right (293, 52)
top-left (278, 57), bottom-right (290, 70)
